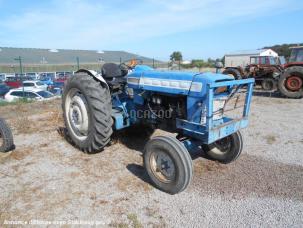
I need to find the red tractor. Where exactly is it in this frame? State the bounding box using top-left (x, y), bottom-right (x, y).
top-left (278, 46), bottom-right (303, 98)
top-left (223, 55), bottom-right (284, 91)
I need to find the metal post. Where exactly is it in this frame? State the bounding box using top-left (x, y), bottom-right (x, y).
top-left (14, 56), bottom-right (24, 98)
top-left (76, 57), bottom-right (80, 70)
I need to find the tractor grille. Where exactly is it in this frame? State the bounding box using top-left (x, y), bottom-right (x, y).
top-left (200, 89), bottom-right (247, 125)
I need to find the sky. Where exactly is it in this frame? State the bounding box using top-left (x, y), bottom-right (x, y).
top-left (0, 0), bottom-right (302, 61)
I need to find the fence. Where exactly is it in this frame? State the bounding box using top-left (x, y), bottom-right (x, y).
top-left (0, 59), bottom-right (216, 74)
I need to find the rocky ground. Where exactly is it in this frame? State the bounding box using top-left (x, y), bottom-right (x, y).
top-left (0, 91), bottom-right (302, 227)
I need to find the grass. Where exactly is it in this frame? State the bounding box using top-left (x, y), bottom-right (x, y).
top-left (265, 135), bottom-right (277, 145)
top-left (110, 222), bottom-right (129, 228)
top-left (0, 98), bottom-right (33, 107)
top-left (127, 214), bottom-right (143, 228)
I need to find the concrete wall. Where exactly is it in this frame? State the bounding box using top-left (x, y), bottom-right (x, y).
top-left (224, 55), bottom-right (251, 68)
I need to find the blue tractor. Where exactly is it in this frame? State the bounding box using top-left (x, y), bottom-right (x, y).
top-left (62, 62), bottom-right (254, 194)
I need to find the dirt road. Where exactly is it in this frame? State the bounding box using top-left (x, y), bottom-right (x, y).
top-left (0, 94), bottom-right (302, 227)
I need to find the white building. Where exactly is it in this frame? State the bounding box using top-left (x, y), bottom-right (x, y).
top-left (224, 49), bottom-right (278, 68)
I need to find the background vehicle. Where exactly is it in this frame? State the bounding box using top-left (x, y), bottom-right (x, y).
top-left (25, 72), bottom-right (39, 80)
top-left (47, 81), bottom-right (64, 95)
top-left (0, 83), bottom-right (10, 97)
top-left (5, 76), bottom-right (22, 88)
top-left (39, 73), bottom-right (55, 86)
top-left (22, 80), bottom-right (48, 90)
top-left (62, 62), bottom-right (254, 194)
top-left (55, 71), bottom-right (73, 82)
top-left (4, 88), bottom-right (54, 102)
top-left (0, 74), bottom-right (5, 81)
top-left (223, 55), bottom-right (283, 91)
top-left (0, 118), bottom-right (14, 152)
top-left (278, 46), bottom-right (303, 98)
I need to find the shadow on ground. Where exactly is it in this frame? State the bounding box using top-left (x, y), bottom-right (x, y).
top-left (253, 89), bottom-right (283, 98)
top-left (124, 130), bottom-right (303, 202)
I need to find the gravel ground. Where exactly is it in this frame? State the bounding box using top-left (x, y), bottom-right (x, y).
top-left (0, 93), bottom-right (302, 227)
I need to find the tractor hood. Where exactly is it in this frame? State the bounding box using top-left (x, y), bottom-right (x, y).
top-left (127, 65), bottom-right (234, 96)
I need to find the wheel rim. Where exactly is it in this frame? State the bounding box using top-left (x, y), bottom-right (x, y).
top-left (65, 88), bottom-right (89, 141)
top-left (210, 136), bottom-right (232, 155)
top-left (150, 150), bottom-right (176, 183)
top-left (286, 76), bottom-right (302, 91)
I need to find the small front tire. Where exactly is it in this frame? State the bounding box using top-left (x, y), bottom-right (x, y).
top-left (202, 131), bottom-right (243, 164)
top-left (144, 136), bottom-right (193, 194)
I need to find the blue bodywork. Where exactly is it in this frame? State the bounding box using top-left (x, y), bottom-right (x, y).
top-left (111, 65), bottom-right (254, 151)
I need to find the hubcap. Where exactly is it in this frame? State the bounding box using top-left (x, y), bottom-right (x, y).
top-left (150, 151), bottom-right (175, 183)
top-left (65, 88), bottom-right (89, 141)
top-left (286, 76), bottom-right (302, 91)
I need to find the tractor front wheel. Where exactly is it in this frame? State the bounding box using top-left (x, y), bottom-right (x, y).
top-left (62, 73), bottom-right (113, 153)
top-left (278, 66), bottom-right (303, 98)
top-left (202, 131), bottom-right (243, 164)
top-left (144, 136), bottom-right (193, 194)
top-left (222, 68), bottom-right (242, 80)
top-left (261, 78), bottom-right (277, 91)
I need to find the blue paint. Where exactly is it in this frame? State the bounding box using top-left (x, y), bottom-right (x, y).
top-left (110, 65), bottom-right (254, 153)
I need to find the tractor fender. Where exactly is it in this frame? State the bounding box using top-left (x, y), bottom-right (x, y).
top-left (76, 69), bottom-right (109, 89)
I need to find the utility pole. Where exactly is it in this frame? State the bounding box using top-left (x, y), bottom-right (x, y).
top-left (14, 56), bottom-right (25, 98)
top-left (76, 57), bottom-right (80, 70)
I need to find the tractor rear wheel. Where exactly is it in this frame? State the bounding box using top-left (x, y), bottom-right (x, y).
top-left (202, 131), bottom-right (243, 164)
top-left (62, 73), bottom-right (113, 153)
top-left (0, 118), bottom-right (14, 152)
top-left (278, 66), bottom-right (303, 98)
top-left (222, 68), bottom-right (242, 80)
top-left (144, 136), bottom-right (193, 194)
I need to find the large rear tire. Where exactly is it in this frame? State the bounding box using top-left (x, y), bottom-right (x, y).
top-left (202, 131), bottom-right (243, 164)
top-left (144, 136), bottom-right (193, 194)
top-left (278, 66), bottom-right (303, 98)
top-left (62, 73), bottom-right (113, 153)
top-left (222, 68), bottom-right (242, 80)
top-left (0, 118), bottom-right (14, 152)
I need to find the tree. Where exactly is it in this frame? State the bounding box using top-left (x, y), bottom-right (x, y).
top-left (170, 51), bottom-right (183, 62)
top-left (263, 43), bottom-right (303, 59)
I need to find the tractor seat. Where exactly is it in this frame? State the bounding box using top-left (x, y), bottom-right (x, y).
top-left (101, 63), bottom-right (128, 80)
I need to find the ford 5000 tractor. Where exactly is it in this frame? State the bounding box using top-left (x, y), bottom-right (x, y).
top-left (62, 61), bottom-right (254, 194)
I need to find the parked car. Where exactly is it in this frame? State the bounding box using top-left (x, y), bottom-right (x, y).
top-left (5, 76), bottom-right (22, 88)
top-left (39, 73), bottom-right (55, 86)
top-left (4, 88), bottom-right (55, 102)
top-left (25, 72), bottom-right (39, 80)
top-left (55, 71), bottom-right (73, 82)
top-left (0, 83), bottom-right (10, 97)
top-left (22, 80), bottom-right (48, 90)
top-left (0, 74), bottom-right (5, 82)
top-left (47, 81), bottom-right (65, 95)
